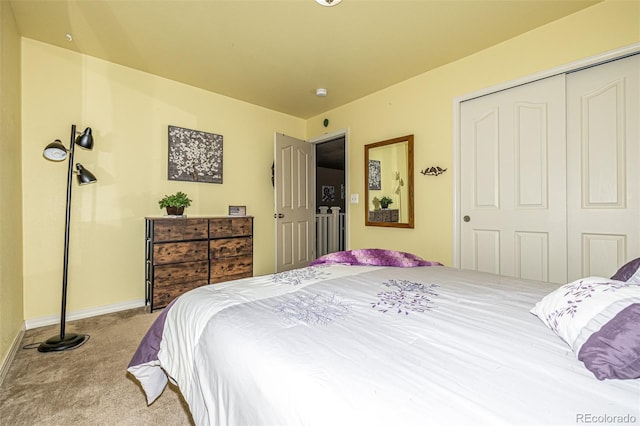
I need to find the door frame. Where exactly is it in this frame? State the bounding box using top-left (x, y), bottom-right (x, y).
top-left (309, 128), bottom-right (350, 252)
top-left (452, 43), bottom-right (640, 268)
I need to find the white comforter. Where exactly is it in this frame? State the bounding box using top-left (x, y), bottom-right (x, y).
top-left (150, 265), bottom-right (639, 425)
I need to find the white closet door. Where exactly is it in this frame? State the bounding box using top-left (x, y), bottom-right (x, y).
top-left (566, 54), bottom-right (640, 280)
top-left (460, 75), bottom-right (567, 283)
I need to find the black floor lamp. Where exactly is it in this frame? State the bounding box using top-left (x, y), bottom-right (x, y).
top-left (38, 125), bottom-right (97, 353)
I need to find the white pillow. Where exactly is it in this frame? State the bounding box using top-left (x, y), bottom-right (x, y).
top-left (530, 276), bottom-right (640, 352)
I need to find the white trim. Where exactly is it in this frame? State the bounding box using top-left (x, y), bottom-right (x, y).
top-left (0, 325), bottom-right (25, 388)
top-left (24, 298), bottom-right (145, 330)
top-left (452, 43), bottom-right (640, 268)
top-left (308, 128), bottom-right (349, 144)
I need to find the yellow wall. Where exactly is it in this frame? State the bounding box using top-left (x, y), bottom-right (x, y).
top-left (0, 1), bottom-right (24, 367)
top-left (307, 0), bottom-right (640, 265)
top-left (12, 0), bottom-right (640, 325)
top-left (21, 39), bottom-right (305, 319)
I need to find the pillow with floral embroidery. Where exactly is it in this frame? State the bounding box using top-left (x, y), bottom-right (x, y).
top-left (611, 257), bottom-right (640, 283)
top-left (530, 277), bottom-right (640, 354)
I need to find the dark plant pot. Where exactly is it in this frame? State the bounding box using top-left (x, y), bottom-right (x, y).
top-left (166, 206), bottom-right (185, 215)
top-left (381, 204), bottom-right (390, 209)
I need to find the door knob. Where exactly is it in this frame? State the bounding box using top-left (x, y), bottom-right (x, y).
top-left (274, 213), bottom-right (285, 218)
top-left (463, 215), bottom-right (471, 222)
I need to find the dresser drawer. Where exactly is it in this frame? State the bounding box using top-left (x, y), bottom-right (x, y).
top-left (210, 217), bottom-right (253, 238)
top-left (153, 240), bottom-right (208, 265)
top-left (152, 281), bottom-right (205, 309)
top-left (210, 271), bottom-right (253, 284)
top-left (210, 255), bottom-right (252, 279)
top-left (153, 218), bottom-right (208, 242)
top-left (209, 237), bottom-right (253, 258)
top-left (153, 260), bottom-right (209, 286)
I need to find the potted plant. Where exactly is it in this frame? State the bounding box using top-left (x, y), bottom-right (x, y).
top-left (158, 191), bottom-right (192, 216)
top-left (379, 196), bottom-right (393, 209)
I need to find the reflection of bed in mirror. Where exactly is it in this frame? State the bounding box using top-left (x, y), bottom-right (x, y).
top-left (365, 135), bottom-right (414, 228)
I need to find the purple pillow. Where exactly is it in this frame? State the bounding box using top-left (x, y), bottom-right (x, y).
top-left (309, 249), bottom-right (442, 268)
top-left (577, 303), bottom-right (640, 380)
top-left (611, 258), bottom-right (640, 282)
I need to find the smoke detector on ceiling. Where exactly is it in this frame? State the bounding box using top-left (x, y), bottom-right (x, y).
top-left (316, 88), bottom-right (328, 97)
top-left (315, 0), bottom-right (342, 6)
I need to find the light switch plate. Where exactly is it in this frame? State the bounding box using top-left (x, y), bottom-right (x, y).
top-left (350, 194), bottom-right (359, 204)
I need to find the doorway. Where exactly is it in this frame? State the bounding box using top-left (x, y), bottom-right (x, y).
top-left (273, 130), bottom-right (348, 272)
top-left (315, 136), bottom-right (346, 256)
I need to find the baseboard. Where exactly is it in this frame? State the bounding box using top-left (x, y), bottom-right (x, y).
top-left (24, 299), bottom-right (146, 330)
top-left (0, 325), bottom-right (25, 388)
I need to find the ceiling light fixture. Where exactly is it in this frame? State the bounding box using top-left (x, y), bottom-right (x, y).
top-left (315, 0), bottom-right (342, 7)
top-left (316, 88), bottom-right (328, 97)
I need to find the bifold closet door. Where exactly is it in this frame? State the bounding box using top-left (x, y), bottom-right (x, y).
top-left (566, 54), bottom-right (640, 280)
top-left (460, 74), bottom-right (568, 283)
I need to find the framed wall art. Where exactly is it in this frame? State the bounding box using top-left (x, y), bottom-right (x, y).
top-left (321, 185), bottom-right (335, 203)
top-left (368, 159), bottom-right (381, 190)
top-left (168, 125), bottom-right (223, 183)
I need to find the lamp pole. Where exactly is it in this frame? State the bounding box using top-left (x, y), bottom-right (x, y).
top-left (59, 124), bottom-right (77, 341)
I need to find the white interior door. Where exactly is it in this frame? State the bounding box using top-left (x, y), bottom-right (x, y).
top-left (566, 54), bottom-right (640, 280)
top-left (460, 75), bottom-right (568, 283)
top-left (274, 133), bottom-right (315, 272)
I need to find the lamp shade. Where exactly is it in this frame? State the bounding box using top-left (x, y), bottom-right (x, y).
top-left (75, 127), bottom-right (94, 150)
top-left (76, 163), bottom-right (97, 185)
top-left (43, 140), bottom-right (68, 161)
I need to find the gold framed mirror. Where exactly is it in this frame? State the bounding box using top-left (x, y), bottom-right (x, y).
top-left (364, 135), bottom-right (414, 228)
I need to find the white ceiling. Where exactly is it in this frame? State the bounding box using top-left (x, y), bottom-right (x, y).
top-left (8, 0), bottom-right (601, 119)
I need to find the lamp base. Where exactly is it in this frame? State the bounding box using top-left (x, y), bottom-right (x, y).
top-left (37, 333), bottom-right (87, 352)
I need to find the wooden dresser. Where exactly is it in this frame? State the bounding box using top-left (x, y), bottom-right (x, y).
top-left (145, 216), bottom-right (253, 311)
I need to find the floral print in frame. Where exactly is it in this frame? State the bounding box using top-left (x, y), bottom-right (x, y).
top-left (368, 159), bottom-right (381, 190)
top-left (168, 125), bottom-right (223, 183)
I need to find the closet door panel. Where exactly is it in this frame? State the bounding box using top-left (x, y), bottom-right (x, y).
top-left (460, 74), bottom-right (567, 283)
top-left (567, 54), bottom-right (640, 280)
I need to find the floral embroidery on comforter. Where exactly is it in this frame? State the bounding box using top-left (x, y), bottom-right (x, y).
top-left (272, 265), bottom-right (331, 285)
top-left (274, 292), bottom-right (352, 325)
top-left (372, 279), bottom-right (440, 315)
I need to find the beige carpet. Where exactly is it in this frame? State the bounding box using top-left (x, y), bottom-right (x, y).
top-left (0, 307), bottom-right (194, 425)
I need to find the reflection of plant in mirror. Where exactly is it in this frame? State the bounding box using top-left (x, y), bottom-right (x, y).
top-left (379, 196), bottom-right (393, 209)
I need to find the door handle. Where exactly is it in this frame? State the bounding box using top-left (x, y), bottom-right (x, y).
top-left (274, 213), bottom-right (285, 219)
top-left (463, 215), bottom-right (471, 222)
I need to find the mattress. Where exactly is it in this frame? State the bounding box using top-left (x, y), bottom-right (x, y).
top-left (129, 263), bottom-right (640, 426)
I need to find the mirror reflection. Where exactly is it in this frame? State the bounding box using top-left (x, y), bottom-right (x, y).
top-left (365, 135), bottom-right (414, 228)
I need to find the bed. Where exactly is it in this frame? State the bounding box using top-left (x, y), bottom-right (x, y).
top-left (128, 250), bottom-right (640, 426)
